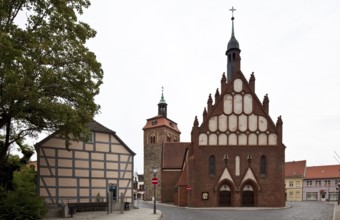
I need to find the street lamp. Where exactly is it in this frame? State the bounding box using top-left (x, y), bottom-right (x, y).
top-left (152, 166), bottom-right (158, 214)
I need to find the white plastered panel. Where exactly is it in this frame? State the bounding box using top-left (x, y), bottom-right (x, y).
top-left (229, 133), bottom-right (237, 145)
top-left (259, 133), bottom-right (267, 145)
top-left (228, 114), bottom-right (237, 132)
top-left (234, 78), bottom-right (243, 92)
top-left (224, 95), bottom-right (233, 114)
top-left (248, 133), bottom-right (257, 145)
top-left (219, 114), bottom-right (228, 132)
top-left (238, 114), bottom-right (247, 132)
top-left (219, 133), bottom-right (227, 145)
top-left (249, 114), bottom-right (257, 131)
top-left (244, 94), bottom-right (253, 114)
top-left (259, 116), bottom-right (268, 132)
top-left (209, 116), bottom-right (218, 132)
top-left (233, 94), bottom-right (243, 114)
top-left (238, 133), bottom-right (247, 145)
top-left (209, 133), bottom-right (217, 145)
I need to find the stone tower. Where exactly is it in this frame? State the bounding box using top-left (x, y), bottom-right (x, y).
top-left (143, 89), bottom-right (181, 200)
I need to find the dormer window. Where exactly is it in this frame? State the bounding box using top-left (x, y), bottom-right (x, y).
top-left (152, 120), bottom-right (157, 126)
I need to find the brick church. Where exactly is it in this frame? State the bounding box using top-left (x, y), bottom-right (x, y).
top-left (143, 10), bottom-right (285, 207)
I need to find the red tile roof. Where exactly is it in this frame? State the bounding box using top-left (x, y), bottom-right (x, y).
top-left (162, 142), bottom-right (189, 169)
top-left (285, 160), bottom-right (306, 177)
top-left (143, 115), bottom-right (181, 133)
top-left (305, 165), bottom-right (340, 179)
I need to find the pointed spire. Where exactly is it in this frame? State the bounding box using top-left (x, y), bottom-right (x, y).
top-left (215, 88), bottom-right (220, 103)
top-left (262, 94), bottom-right (269, 115)
top-left (276, 116), bottom-right (283, 144)
top-left (226, 7), bottom-right (241, 81)
top-left (158, 86), bottom-right (167, 117)
top-left (221, 72), bottom-right (227, 91)
top-left (226, 7), bottom-right (240, 52)
top-left (203, 107), bottom-right (207, 121)
top-left (249, 72), bottom-right (255, 92)
top-left (193, 116), bottom-right (199, 127)
top-left (207, 94), bottom-right (213, 111)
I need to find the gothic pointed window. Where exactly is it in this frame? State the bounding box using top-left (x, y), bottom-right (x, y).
top-left (209, 155), bottom-right (215, 176)
top-left (260, 155), bottom-right (266, 176)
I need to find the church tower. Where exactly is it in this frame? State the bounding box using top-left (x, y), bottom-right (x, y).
top-left (143, 88), bottom-right (181, 200)
top-left (184, 7), bottom-right (285, 207)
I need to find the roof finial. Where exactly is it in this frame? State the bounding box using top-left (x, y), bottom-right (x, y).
top-left (229, 7), bottom-right (236, 37)
top-left (159, 86), bottom-right (166, 104)
top-left (229, 6), bottom-right (236, 18)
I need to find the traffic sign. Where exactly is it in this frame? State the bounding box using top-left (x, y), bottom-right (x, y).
top-left (186, 186), bottom-right (192, 191)
top-left (151, 177), bottom-right (158, 185)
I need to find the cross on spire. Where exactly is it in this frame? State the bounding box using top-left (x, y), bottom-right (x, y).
top-left (229, 6), bottom-right (236, 19)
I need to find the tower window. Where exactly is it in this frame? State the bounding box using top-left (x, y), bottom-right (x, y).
top-left (152, 120), bottom-right (157, 126)
top-left (260, 155), bottom-right (266, 176)
top-left (150, 135), bottom-right (156, 144)
top-left (233, 53), bottom-right (236, 60)
top-left (209, 155), bottom-right (215, 176)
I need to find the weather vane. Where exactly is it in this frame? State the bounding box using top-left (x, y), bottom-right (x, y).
top-left (229, 6), bottom-right (236, 18)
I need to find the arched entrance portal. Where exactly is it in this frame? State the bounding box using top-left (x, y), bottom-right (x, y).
top-left (242, 184), bottom-right (254, 207)
top-left (219, 184), bottom-right (231, 207)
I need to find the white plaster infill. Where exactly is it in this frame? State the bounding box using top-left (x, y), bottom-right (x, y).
top-left (215, 167), bottom-right (236, 191)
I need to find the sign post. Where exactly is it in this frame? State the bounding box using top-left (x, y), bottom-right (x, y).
top-left (151, 176), bottom-right (158, 214)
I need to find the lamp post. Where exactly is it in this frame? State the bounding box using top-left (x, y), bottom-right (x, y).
top-left (152, 166), bottom-right (158, 214)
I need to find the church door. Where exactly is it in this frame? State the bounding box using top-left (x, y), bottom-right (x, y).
top-left (219, 184), bottom-right (231, 207)
top-left (242, 184), bottom-right (254, 207)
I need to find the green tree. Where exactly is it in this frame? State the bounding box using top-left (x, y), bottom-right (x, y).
top-left (0, 166), bottom-right (47, 219)
top-left (0, 0), bottom-right (103, 164)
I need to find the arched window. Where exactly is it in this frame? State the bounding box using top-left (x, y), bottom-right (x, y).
top-left (235, 155), bottom-right (240, 176)
top-left (150, 135), bottom-right (156, 144)
top-left (260, 155), bottom-right (266, 176)
top-left (209, 155), bottom-right (215, 176)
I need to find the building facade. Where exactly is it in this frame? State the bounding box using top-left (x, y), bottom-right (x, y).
top-left (303, 165), bottom-right (340, 201)
top-left (36, 120), bottom-right (135, 206)
top-left (285, 160), bottom-right (306, 202)
top-left (143, 92), bottom-right (181, 201)
top-left (144, 12), bottom-right (286, 207)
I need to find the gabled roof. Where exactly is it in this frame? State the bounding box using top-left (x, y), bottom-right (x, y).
top-left (285, 160), bottom-right (306, 177)
top-left (35, 120), bottom-right (135, 156)
top-left (162, 142), bottom-right (189, 169)
top-left (143, 115), bottom-right (181, 133)
top-left (305, 165), bottom-right (340, 179)
top-left (86, 120), bottom-right (116, 134)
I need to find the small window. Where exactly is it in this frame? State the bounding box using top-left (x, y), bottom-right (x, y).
top-left (209, 155), bottom-right (215, 176)
top-left (152, 120), bottom-right (157, 125)
top-left (150, 135), bottom-right (156, 144)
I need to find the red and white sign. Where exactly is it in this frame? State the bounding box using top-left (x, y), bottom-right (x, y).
top-left (151, 177), bottom-right (158, 185)
top-left (186, 186), bottom-right (192, 191)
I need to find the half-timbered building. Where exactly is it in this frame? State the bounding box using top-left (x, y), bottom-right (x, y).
top-left (36, 120), bottom-right (135, 207)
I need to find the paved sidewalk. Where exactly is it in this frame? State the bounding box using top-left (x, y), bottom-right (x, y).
top-left (44, 207), bottom-right (162, 220)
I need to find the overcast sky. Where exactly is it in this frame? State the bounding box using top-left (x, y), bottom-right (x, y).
top-left (36, 0), bottom-right (340, 173)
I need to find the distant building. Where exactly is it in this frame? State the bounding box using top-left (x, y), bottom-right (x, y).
top-left (133, 172), bottom-right (145, 200)
top-left (285, 160), bottom-right (306, 201)
top-left (143, 11), bottom-right (286, 207)
top-left (303, 165), bottom-right (340, 201)
top-left (36, 120), bottom-right (135, 207)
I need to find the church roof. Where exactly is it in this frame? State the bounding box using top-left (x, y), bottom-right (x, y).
top-left (143, 115), bottom-right (181, 133)
top-left (285, 160), bottom-right (306, 177)
top-left (162, 142), bottom-right (189, 169)
top-left (305, 165), bottom-right (340, 179)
